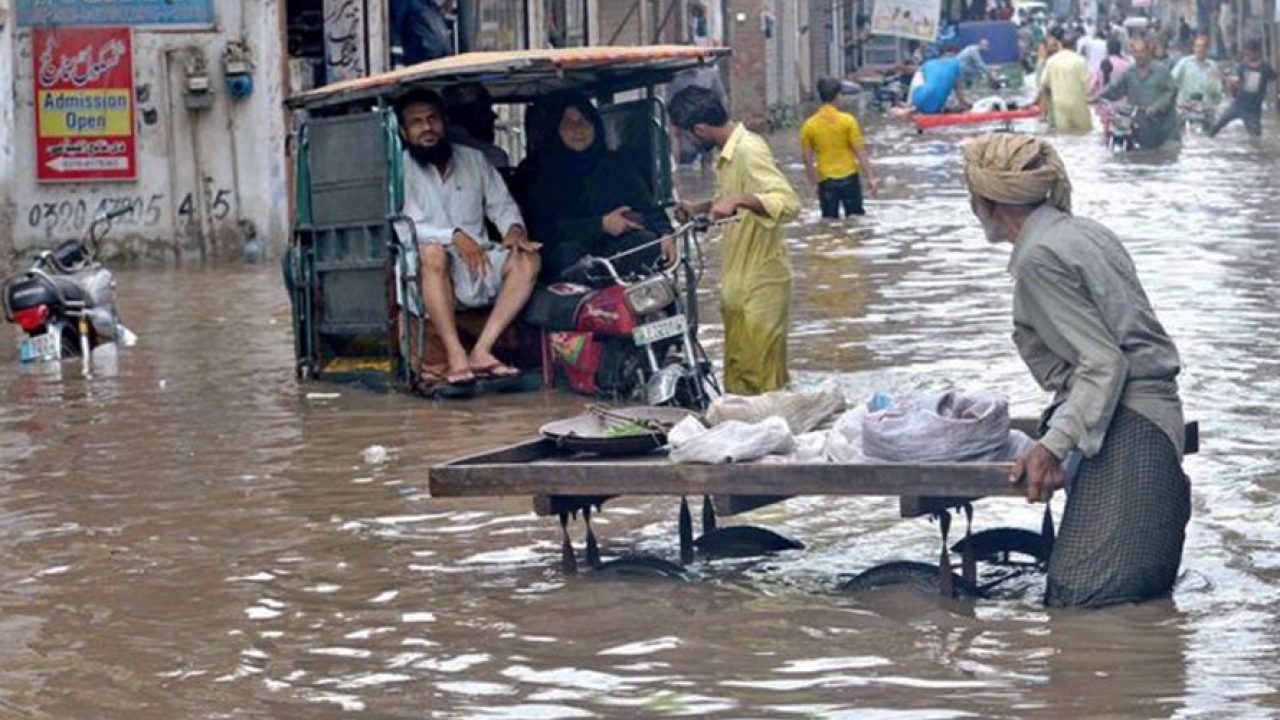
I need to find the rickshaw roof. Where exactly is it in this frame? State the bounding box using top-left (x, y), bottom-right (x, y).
top-left (288, 45), bottom-right (731, 110)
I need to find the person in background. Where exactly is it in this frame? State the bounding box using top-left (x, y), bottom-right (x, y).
top-left (1177, 17), bottom-right (1194, 49)
top-left (1017, 21), bottom-right (1036, 71)
top-left (1091, 36), bottom-right (1132, 93)
top-left (1037, 35), bottom-right (1093, 132)
top-left (1034, 32), bottom-right (1062, 85)
top-left (389, 0), bottom-right (453, 67)
top-left (963, 133), bottom-right (1189, 609)
top-left (1096, 38), bottom-right (1180, 149)
top-left (443, 82), bottom-right (510, 169)
top-left (908, 45), bottom-right (971, 114)
top-left (1171, 35), bottom-right (1223, 107)
top-left (1150, 35), bottom-right (1172, 70)
top-left (668, 86), bottom-right (800, 394)
top-left (1208, 38), bottom-right (1277, 137)
top-left (522, 93), bottom-right (673, 282)
top-left (800, 77), bottom-right (876, 219)
top-left (956, 38), bottom-right (992, 87)
top-left (1079, 28), bottom-right (1109, 77)
top-left (394, 89), bottom-right (540, 385)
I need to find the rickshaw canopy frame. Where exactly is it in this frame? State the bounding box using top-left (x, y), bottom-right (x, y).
top-left (287, 45), bottom-right (731, 111)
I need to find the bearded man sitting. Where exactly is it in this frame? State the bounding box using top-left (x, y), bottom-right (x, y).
top-left (394, 88), bottom-right (542, 385)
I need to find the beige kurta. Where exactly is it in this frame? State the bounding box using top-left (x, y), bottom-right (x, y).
top-left (714, 124), bottom-right (801, 395)
top-left (1038, 49), bottom-right (1094, 133)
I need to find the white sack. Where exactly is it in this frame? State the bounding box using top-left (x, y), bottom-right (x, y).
top-left (823, 406), bottom-right (868, 463)
top-left (861, 391), bottom-right (1027, 462)
top-left (705, 383), bottom-right (846, 434)
top-left (666, 415), bottom-right (709, 446)
top-left (669, 416), bottom-right (796, 464)
top-left (761, 431), bottom-right (830, 464)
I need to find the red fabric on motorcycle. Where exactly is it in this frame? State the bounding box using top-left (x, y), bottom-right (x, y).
top-left (548, 331), bottom-right (640, 398)
top-left (549, 331), bottom-right (604, 395)
top-left (576, 285), bottom-right (637, 335)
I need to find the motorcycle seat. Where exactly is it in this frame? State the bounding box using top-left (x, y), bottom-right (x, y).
top-left (46, 275), bottom-right (89, 305)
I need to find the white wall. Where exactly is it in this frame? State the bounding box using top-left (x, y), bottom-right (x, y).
top-left (2, 0), bottom-right (290, 264)
top-left (0, 0), bottom-right (16, 272)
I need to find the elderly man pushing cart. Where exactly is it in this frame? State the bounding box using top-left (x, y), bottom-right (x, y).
top-left (963, 133), bottom-right (1191, 608)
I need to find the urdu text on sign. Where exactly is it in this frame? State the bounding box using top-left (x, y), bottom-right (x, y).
top-left (33, 27), bottom-right (138, 183)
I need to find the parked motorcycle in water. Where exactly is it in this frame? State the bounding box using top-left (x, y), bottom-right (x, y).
top-left (2, 206), bottom-right (138, 373)
top-left (532, 217), bottom-right (724, 410)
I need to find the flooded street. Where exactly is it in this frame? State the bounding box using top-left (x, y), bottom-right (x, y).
top-left (2, 118), bottom-right (1278, 719)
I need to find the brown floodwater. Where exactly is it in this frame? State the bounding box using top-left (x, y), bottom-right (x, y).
top-left (2, 116), bottom-right (1278, 719)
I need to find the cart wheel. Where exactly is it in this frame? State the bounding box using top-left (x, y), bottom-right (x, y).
top-left (589, 554), bottom-right (689, 581)
top-left (950, 527), bottom-right (1048, 567)
top-left (838, 560), bottom-right (982, 598)
top-left (693, 525), bottom-right (804, 559)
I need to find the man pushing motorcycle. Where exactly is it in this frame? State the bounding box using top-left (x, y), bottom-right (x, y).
top-left (667, 86), bottom-right (801, 395)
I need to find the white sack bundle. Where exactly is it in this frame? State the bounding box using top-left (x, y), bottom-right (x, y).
top-left (669, 416), bottom-right (797, 464)
top-left (861, 391), bottom-right (1032, 462)
top-left (705, 384), bottom-right (846, 434)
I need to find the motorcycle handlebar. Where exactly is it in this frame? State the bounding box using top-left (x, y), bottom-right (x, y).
top-left (562, 215), bottom-right (734, 286)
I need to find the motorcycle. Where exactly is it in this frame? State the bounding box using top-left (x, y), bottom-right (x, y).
top-left (2, 206), bottom-right (138, 374)
top-left (1099, 102), bottom-right (1138, 152)
top-left (1179, 93), bottom-right (1215, 135)
top-left (873, 73), bottom-right (913, 112)
top-left (533, 217), bottom-right (724, 410)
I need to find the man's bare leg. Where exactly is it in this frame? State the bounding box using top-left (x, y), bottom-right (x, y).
top-left (419, 244), bottom-right (472, 380)
top-left (470, 250), bottom-right (539, 372)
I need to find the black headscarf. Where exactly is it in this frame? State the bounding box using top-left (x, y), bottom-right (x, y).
top-left (541, 92), bottom-right (608, 177)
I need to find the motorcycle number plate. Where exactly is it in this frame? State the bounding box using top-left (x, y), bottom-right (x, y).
top-left (18, 331), bottom-right (59, 364)
top-left (633, 315), bottom-right (687, 346)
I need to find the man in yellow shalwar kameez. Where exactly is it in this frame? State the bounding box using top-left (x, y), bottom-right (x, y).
top-left (668, 87), bottom-right (801, 394)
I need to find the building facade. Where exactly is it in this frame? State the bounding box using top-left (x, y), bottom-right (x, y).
top-left (0, 0), bottom-right (834, 264)
top-left (1, 0), bottom-right (292, 264)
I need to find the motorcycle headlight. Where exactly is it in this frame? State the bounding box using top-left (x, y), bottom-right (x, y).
top-left (624, 277), bottom-right (675, 316)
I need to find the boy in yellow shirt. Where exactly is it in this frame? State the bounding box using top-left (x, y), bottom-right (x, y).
top-left (800, 78), bottom-right (876, 218)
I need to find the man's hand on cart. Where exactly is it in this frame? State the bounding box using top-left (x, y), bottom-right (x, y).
top-left (1009, 442), bottom-right (1065, 503)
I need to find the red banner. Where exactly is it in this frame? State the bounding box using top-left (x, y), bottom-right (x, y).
top-left (33, 27), bottom-right (137, 183)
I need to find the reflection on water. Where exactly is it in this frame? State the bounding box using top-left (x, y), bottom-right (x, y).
top-left (1, 117), bottom-right (1278, 718)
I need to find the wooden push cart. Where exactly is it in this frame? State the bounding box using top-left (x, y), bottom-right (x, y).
top-left (429, 419), bottom-right (1199, 595)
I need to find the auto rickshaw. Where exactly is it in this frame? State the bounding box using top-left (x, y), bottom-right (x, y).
top-left (283, 45), bottom-right (730, 396)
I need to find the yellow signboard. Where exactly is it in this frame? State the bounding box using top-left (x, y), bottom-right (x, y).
top-left (37, 90), bottom-right (133, 137)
